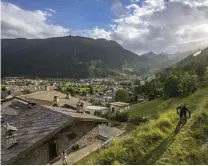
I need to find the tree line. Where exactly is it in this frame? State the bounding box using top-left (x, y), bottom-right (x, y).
top-left (135, 55), bottom-right (208, 99)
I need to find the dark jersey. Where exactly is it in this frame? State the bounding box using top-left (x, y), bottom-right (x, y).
top-left (177, 106), bottom-right (191, 118)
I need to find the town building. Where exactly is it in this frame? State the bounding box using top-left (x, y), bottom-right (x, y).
top-left (109, 101), bottom-right (130, 113)
top-left (85, 105), bottom-right (109, 115)
top-left (16, 90), bottom-right (91, 111)
top-left (1, 98), bottom-right (108, 165)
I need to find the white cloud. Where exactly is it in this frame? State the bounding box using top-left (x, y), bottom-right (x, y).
top-left (87, 0), bottom-right (208, 54)
top-left (45, 8), bottom-right (56, 13)
top-left (1, 0), bottom-right (208, 54)
top-left (77, 27), bottom-right (112, 40)
top-left (1, 2), bottom-right (69, 39)
top-left (171, 0), bottom-right (208, 8)
top-left (111, 0), bottom-right (128, 17)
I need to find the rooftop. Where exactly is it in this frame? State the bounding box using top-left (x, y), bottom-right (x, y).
top-left (17, 90), bottom-right (66, 101)
top-left (16, 90), bottom-right (91, 108)
top-left (86, 106), bottom-right (108, 111)
top-left (110, 101), bottom-right (129, 107)
top-left (98, 124), bottom-right (125, 140)
top-left (1, 100), bottom-right (72, 165)
top-left (1, 99), bottom-right (107, 164)
top-left (44, 106), bottom-right (108, 122)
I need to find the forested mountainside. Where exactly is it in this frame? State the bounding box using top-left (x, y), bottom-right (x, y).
top-left (2, 36), bottom-right (174, 78)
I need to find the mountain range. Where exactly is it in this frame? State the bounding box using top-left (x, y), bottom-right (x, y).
top-left (1, 36), bottom-right (195, 78)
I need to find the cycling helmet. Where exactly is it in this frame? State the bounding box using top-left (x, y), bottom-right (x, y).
top-left (180, 103), bottom-right (185, 108)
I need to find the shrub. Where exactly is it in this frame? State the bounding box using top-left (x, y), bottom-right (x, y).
top-left (101, 112), bottom-right (111, 119)
top-left (1, 87), bottom-right (6, 91)
top-left (94, 111), bottom-right (102, 117)
top-left (72, 144), bottom-right (79, 151)
top-left (130, 117), bottom-right (149, 125)
top-left (164, 74), bottom-right (180, 98)
top-left (178, 73), bottom-right (198, 97)
top-left (136, 127), bottom-right (166, 148)
top-left (155, 118), bottom-right (172, 132)
top-left (115, 89), bottom-right (130, 102)
top-left (191, 110), bottom-right (208, 129)
top-left (112, 112), bottom-right (129, 122)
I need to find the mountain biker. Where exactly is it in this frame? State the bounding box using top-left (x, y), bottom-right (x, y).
top-left (176, 103), bottom-right (191, 124)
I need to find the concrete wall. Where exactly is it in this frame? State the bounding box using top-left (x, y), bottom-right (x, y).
top-left (86, 108), bottom-right (108, 115)
top-left (109, 105), bottom-right (130, 113)
top-left (109, 105), bottom-right (122, 112)
top-left (12, 121), bottom-right (98, 165)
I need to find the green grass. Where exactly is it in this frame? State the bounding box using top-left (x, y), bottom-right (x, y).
top-left (1, 84), bottom-right (5, 89)
top-left (127, 99), bottom-right (164, 118)
top-left (76, 86), bottom-right (208, 165)
top-left (116, 122), bottom-right (138, 132)
top-left (156, 88), bottom-right (208, 165)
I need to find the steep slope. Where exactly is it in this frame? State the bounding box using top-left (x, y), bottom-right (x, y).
top-left (161, 51), bottom-right (192, 62)
top-left (141, 51), bottom-right (189, 71)
top-left (156, 91), bottom-right (208, 164)
top-left (177, 47), bottom-right (208, 67)
top-left (155, 46), bottom-right (208, 79)
top-left (140, 52), bottom-right (174, 73)
top-left (1, 36), bottom-right (153, 78)
top-left (76, 87), bottom-right (208, 165)
top-left (75, 47), bottom-right (208, 165)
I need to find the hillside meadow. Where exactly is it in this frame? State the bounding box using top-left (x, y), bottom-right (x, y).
top-left (76, 86), bottom-right (208, 164)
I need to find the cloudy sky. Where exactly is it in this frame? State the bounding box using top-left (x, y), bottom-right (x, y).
top-left (1, 0), bottom-right (208, 54)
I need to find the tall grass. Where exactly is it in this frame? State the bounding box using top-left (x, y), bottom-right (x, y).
top-left (156, 87), bottom-right (208, 165)
top-left (76, 87), bottom-right (208, 165)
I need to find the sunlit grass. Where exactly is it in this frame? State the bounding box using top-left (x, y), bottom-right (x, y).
top-left (76, 86), bottom-right (208, 165)
top-left (127, 99), bottom-right (164, 118)
top-left (193, 51), bottom-right (201, 57)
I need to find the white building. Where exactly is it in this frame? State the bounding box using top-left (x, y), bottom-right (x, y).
top-left (103, 95), bottom-right (112, 100)
top-left (109, 102), bottom-right (130, 113)
top-left (85, 106), bottom-right (109, 115)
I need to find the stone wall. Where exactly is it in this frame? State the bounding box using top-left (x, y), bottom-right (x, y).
top-left (14, 144), bottom-right (48, 165)
top-left (56, 121), bottom-right (97, 154)
top-left (75, 125), bottom-right (99, 147)
top-left (12, 120), bottom-right (98, 165)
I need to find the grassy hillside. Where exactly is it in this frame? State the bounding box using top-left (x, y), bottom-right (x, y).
top-left (76, 86), bottom-right (208, 164)
top-left (156, 93), bottom-right (208, 164)
top-left (128, 99), bottom-right (164, 119)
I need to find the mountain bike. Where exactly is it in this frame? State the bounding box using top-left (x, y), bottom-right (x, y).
top-left (175, 116), bottom-right (187, 133)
